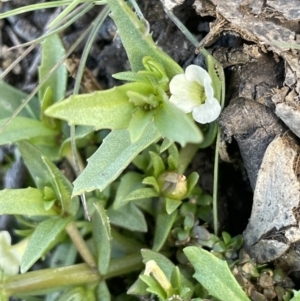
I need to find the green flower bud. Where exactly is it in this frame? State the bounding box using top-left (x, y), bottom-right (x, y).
top-left (157, 171), bottom-right (187, 200)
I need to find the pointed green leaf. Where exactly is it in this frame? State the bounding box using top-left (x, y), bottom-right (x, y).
top-left (106, 0), bottom-right (183, 78)
top-left (154, 102), bottom-right (203, 147)
top-left (50, 241), bottom-right (77, 268)
top-left (21, 216), bottom-right (74, 273)
top-left (166, 198), bottom-right (182, 214)
top-left (17, 141), bottom-right (79, 215)
top-left (39, 34), bottom-right (67, 104)
top-left (142, 250), bottom-right (193, 298)
top-left (56, 287), bottom-right (86, 301)
top-left (149, 151), bottom-right (165, 178)
top-left (45, 83), bottom-right (152, 130)
top-left (142, 176), bottom-right (159, 193)
top-left (0, 117), bottom-right (57, 145)
top-left (222, 232), bottom-right (232, 246)
top-left (0, 188), bottom-right (57, 216)
top-left (114, 172), bottom-right (157, 208)
top-left (93, 202), bottom-right (112, 275)
top-left (42, 155), bottom-right (76, 215)
top-left (167, 143), bottom-right (179, 170)
top-left (0, 82), bottom-right (39, 119)
top-left (96, 282), bottom-right (111, 301)
top-left (183, 247), bottom-right (250, 301)
top-left (40, 87), bottom-right (60, 129)
top-left (107, 203), bottom-right (147, 232)
top-left (186, 172), bottom-right (199, 195)
top-left (127, 108), bottom-right (154, 143)
top-left (111, 228), bottom-right (145, 257)
top-left (72, 123), bottom-right (161, 196)
top-left (139, 275), bottom-right (166, 299)
top-left (114, 172), bottom-right (144, 208)
top-left (112, 71), bottom-right (150, 84)
top-left (17, 141), bottom-right (53, 188)
top-left (153, 209), bottom-right (177, 251)
top-left (160, 138), bottom-right (173, 153)
top-left (126, 188), bottom-right (158, 203)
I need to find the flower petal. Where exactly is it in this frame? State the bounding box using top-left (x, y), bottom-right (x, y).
top-left (0, 231), bottom-right (11, 246)
top-left (169, 73), bottom-right (187, 95)
top-left (0, 231), bottom-right (21, 276)
top-left (169, 74), bottom-right (202, 113)
top-left (192, 97), bottom-right (221, 124)
top-left (203, 78), bottom-right (214, 100)
top-left (185, 65), bottom-right (212, 86)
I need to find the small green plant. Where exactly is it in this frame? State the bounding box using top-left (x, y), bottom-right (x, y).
top-left (1, 0), bottom-right (298, 301)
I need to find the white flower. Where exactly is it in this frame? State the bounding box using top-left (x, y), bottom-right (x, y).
top-left (169, 65), bottom-right (221, 124)
top-left (0, 231), bottom-right (27, 276)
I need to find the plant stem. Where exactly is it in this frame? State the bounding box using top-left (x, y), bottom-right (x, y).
top-left (213, 128), bottom-right (221, 235)
top-left (2, 253), bottom-right (143, 297)
top-left (65, 221), bottom-right (96, 269)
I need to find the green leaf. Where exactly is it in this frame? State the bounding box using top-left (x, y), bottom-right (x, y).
top-left (60, 125), bottom-right (94, 157)
top-left (139, 275), bottom-right (166, 299)
top-left (126, 188), bottom-right (158, 203)
top-left (127, 108), bottom-right (154, 143)
top-left (129, 249), bottom-right (193, 298)
top-left (40, 87), bottom-right (60, 129)
top-left (165, 198), bottom-right (181, 214)
top-left (21, 216), bottom-right (74, 273)
top-left (111, 228), bottom-right (145, 258)
top-left (114, 172), bottom-right (158, 209)
top-left (39, 34), bottom-right (67, 104)
top-left (291, 291), bottom-right (300, 301)
top-left (183, 247), bottom-right (251, 301)
top-left (17, 141), bottom-right (79, 215)
top-left (167, 144), bottom-right (179, 170)
top-left (205, 54), bottom-right (223, 103)
top-left (0, 188), bottom-right (57, 216)
top-left (142, 176), bottom-right (159, 193)
top-left (107, 202), bottom-right (147, 232)
top-left (50, 240), bottom-right (77, 268)
top-left (154, 102), bottom-right (203, 147)
top-left (112, 71), bottom-right (150, 84)
top-left (56, 287), bottom-right (86, 301)
top-left (153, 209), bottom-right (177, 251)
top-left (0, 117), bottom-right (57, 145)
top-left (72, 123), bottom-right (161, 196)
top-left (96, 282), bottom-right (111, 301)
top-left (42, 156), bottom-right (75, 215)
top-left (93, 202), bottom-right (112, 275)
top-left (17, 141), bottom-right (53, 188)
top-left (160, 138), bottom-right (173, 153)
top-left (114, 172), bottom-right (143, 207)
top-left (149, 151), bottom-right (165, 178)
top-left (0, 81), bottom-right (39, 119)
top-left (45, 83), bottom-right (152, 130)
top-left (186, 172), bottom-right (199, 195)
top-left (222, 232), bottom-right (232, 246)
top-left (106, 0), bottom-right (183, 78)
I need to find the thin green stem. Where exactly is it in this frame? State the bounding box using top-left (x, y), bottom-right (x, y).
top-left (161, 4), bottom-right (198, 47)
top-left (3, 254), bottom-right (143, 297)
top-left (213, 128), bottom-right (221, 235)
top-left (47, 0), bottom-right (85, 29)
top-left (65, 221), bottom-right (96, 268)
